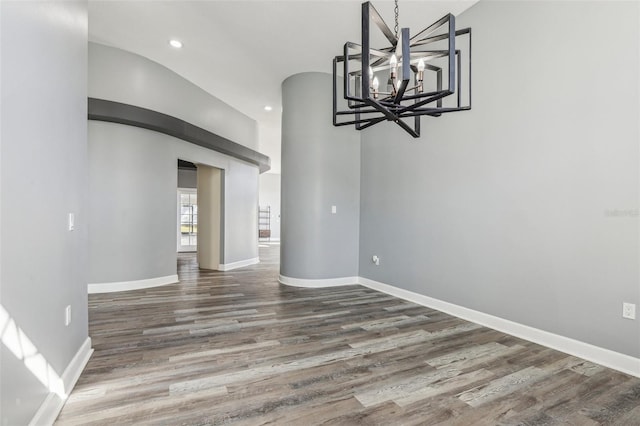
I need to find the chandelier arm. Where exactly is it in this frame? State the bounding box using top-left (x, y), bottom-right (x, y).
top-left (336, 108), bottom-right (388, 115)
top-left (456, 50), bottom-right (462, 107)
top-left (332, 57), bottom-right (342, 126)
top-left (393, 80), bottom-right (409, 104)
top-left (406, 50), bottom-right (449, 57)
top-left (341, 46), bottom-right (391, 103)
top-left (398, 91), bottom-right (452, 114)
top-left (398, 48), bottom-right (469, 106)
top-left (361, 3), bottom-right (371, 107)
top-left (410, 13), bottom-right (453, 42)
top-left (401, 111), bottom-right (443, 118)
top-left (399, 106), bottom-right (471, 117)
top-left (390, 88), bottom-right (446, 102)
top-left (423, 63), bottom-right (442, 72)
top-left (367, 98), bottom-right (399, 122)
top-left (378, 99), bottom-right (402, 107)
top-left (412, 27), bottom-right (471, 48)
top-left (392, 28), bottom-right (411, 104)
top-left (358, 116), bottom-right (387, 130)
top-left (334, 116), bottom-right (388, 127)
top-left (345, 49), bottom-right (390, 64)
top-left (466, 28), bottom-right (472, 109)
top-left (411, 33), bottom-right (449, 48)
top-left (447, 16), bottom-right (456, 94)
top-left (366, 2), bottom-right (397, 46)
top-left (361, 3), bottom-right (397, 106)
top-left (344, 44), bottom-right (392, 78)
top-left (343, 42), bottom-right (389, 62)
top-left (394, 117), bottom-right (420, 138)
top-left (370, 55), bottom-right (391, 68)
top-left (336, 57), bottom-right (368, 103)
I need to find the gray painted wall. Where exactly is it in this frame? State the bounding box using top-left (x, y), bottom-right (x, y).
top-left (88, 43), bottom-right (259, 284)
top-left (359, 1), bottom-right (640, 357)
top-left (89, 123), bottom-right (177, 283)
top-left (280, 73), bottom-right (360, 279)
top-left (259, 173), bottom-right (281, 241)
top-left (224, 161), bottom-right (259, 264)
top-left (89, 121), bottom-right (259, 283)
top-left (89, 42), bottom-right (259, 151)
top-left (0, 1), bottom-right (89, 424)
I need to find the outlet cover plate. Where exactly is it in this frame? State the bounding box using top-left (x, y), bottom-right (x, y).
top-left (623, 302), bottom-right (636, 320)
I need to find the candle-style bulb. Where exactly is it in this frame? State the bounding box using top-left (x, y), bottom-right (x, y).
top-left (369, 66), bottom-right (374, 80)
top-left (372, 76), bottom-right (380, 99)
top-left (417, 58), bottom-right (426, 93)
top-left (389, 54), bottom-right (398, 79)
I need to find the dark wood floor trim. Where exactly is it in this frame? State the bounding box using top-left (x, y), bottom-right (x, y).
top-left (88, 98), bottom-right (271, 173)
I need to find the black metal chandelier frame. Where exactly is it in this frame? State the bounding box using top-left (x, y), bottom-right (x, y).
top-left (333, 1), bottom-right (472, 138)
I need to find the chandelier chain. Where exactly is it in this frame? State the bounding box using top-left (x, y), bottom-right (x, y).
top-left (394, 0), bottom-right (399, 38)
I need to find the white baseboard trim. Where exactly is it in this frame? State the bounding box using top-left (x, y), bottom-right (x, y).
top-left (279, 275), bottom-right (359, 288)
top-left (61, 337), bottom-right (93, 395)
top-left (218, 257), bottom-right (260, 271)
top-left (358, 276), bottom-right (640, 378)
top-left (30, 337), bottom-right (93, 426)
top-left (88, 274), bottom-right (178, 294)
top-left (281, 272), bottom-right (640, 377)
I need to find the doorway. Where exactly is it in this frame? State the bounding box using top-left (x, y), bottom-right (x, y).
top-left (178, 189), bottom-right (197, 252)
top-left (176, 160), bottom-right (223, 269)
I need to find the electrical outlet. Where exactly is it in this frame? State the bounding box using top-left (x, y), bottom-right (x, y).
top-left (65, 305), bottom-right (72, 326)
top-left (331, 205), bottom-right (337, 214)
top-left (372, 255), bottom-right (380, 266)
top-left (622, 302), bottom-right (636, 320)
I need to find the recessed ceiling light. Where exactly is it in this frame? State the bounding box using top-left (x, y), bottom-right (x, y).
top-left (169, 39), bottom-right (183, 48)
top-left (264, 105), bottom-right (273, 111)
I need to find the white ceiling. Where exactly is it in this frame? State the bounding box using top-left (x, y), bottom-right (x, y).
top-left (89, 0), bottom-right (478, 173)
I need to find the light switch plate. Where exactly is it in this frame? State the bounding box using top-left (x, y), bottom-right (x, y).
top-left (65, 305), bottom-right (72, 326)
top-left (68, 213), bottom-right (75, 231)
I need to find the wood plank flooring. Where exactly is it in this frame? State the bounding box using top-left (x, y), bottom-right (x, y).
top-left (56, 245), bottom-right (640, 425)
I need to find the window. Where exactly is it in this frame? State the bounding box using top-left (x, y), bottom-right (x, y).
top-left (178, 189), bottom-right (197, 251)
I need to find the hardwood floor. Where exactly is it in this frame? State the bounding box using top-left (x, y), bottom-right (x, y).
top-left (56, 245), bottom-right (640, 425)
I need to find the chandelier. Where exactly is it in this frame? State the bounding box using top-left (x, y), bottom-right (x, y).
top-left (333, 1), bottom-right (472, 138)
